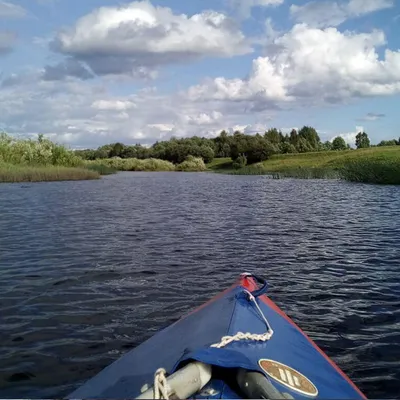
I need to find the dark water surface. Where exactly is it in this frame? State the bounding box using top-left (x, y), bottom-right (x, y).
top-left (1, 172), bottom-right (399, 398)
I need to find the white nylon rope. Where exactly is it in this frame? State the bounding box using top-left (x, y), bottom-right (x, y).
top-left (150, 289), bottom-right (274, 399)
top-left (210, 289), bottom-right (274, 348)
top-left (153, 368), bottom-right (170, 399)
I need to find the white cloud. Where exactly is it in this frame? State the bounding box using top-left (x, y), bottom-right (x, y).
top-left (231, 123), bottom-right (271, 133)
top-left (187, 25), bottom-right (400, 108)
top-left (92, 99), bottom-right (137, 111)
top-left (183, 111), bottom-right (223, 126)
top-left (356, 126), bottom-right (365, 133)
top-left (147, 123), bottom-right (174, 131)
top-left (229, 0), bottom-right (284, 19)
top-left (0, 71), bottom-right (383, 148)
top-left (290, 0), bottom-right (394, 28)
top-left (187, 56), bottom-right (290, 106)
top-left (346, 0), bottom-right (393, 15)
top-left (331, 126), bottom-right (364, 146)
top-left (0, 1), bottom-right (27, 18)
top-left (0, 72), bottom-right (256, 148)
top-left (48, 1), bottom-right (251, 79)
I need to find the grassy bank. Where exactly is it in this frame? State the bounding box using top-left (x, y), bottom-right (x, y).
top-left (206, 158), bottom-right (233, 171)
top-left (0, 164), bottom-right (100, 183)
top-left (262, 146), bottom-right (400, 172)
top-left (207, 147), bottom-right (400, 184)
top-left (0, 133), bottom-right (105, 183)
top-left (2, 131), bottom-right (399, 184)
top-left (0, 129), bottom-right (211, 184)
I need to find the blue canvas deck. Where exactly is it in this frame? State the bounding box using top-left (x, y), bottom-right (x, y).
top-left (68, 274), bottom-right (366, 399)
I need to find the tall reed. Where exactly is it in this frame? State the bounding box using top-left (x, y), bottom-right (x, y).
top-left (339, 159), bottom-right (400, 185)
top-left (0, 164), bottom-right (99, 183)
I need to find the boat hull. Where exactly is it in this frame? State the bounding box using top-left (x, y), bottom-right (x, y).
top-left (68, 274), bottom-right (366, 399)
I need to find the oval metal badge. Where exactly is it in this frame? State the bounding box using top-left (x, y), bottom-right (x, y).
top-left (259, 359), bottom-right (318, 397)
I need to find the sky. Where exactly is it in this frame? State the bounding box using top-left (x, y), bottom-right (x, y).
top-left (0, 0), bottom-right (399, 149)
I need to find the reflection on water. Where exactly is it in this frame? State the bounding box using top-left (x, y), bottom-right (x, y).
top-left (0, 172), bottom-right (399, 398)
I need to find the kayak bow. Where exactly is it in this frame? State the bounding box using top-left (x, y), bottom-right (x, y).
top-left (68, 273), bottom-right (366, 399)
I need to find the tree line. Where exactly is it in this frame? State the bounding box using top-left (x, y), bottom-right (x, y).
top-left (75, 127), bottom-right (400, 166)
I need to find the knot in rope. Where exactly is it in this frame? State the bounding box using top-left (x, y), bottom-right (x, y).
top-left (154, 368), bottom-right (170, 399)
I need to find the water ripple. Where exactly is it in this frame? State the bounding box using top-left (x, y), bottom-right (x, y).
top-left (0, 172), bottom-right (399, 398)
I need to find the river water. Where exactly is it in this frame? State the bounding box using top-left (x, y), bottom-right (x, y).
top-left (0, 172), bottom-right (399, 398)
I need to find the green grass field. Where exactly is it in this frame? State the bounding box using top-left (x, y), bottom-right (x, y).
top-left (207, 146), bottom-right (400, 184)
top-left (206, 158), bottom-right (234, 171)
top-left (261, 146), bottom-right (400, 171)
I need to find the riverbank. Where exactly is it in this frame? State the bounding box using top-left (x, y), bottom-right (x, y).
top-left (0, 164), bottom-right (100, 183)
top-left (0, 133), bottom-right (103, 183)
top-left (207, 146), bottom-right (400, 184)
top-left (85, 156), bottom-right (207, 172)
top-left (0, 157), bottom-right (209, 183)
top-left (1, 131), bottom-right (399, 184)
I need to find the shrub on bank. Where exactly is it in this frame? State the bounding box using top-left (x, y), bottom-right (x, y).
top-left (86, 157), bottom-right (175, 172)
top-left (141, 158), bottom-right (176, 171)
top-left (176, 156), bottom-right (207, 172)
top-left (232, 155), bottom-right (247, 170)
top-left (0, 133), bottom-right (81, 167)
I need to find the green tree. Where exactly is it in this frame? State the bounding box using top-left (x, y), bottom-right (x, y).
top-left (296, 137), bottom-right (312, 153)
top-left (230, 133), bottom-right (277, 163)
top-left (122, 145), bottom-right (137, 158)
top-left (214, 130), bottom-right (231, 157)
top-left (246, 139), bottom-right (277, 163)
top-left (298, 126), bottom-right (320, 150)
top-left (109, 142), bottom-right (125, 158)
top-left (377, 139), bottom-right (397, 147)
top-left (332, 136), bottom-right (347, 150)
top-left (230, 132), bottom-right (247, 161)
top-left (150, 139), bottom-right (214, 164)
top-left (74, 149), bottom-right (97, 160)
top-left (355, 132), bottom-right (370, 149)
top-left (323, 141), bottom-right (333, 151)
top-left (264, 128), bottom-right (281, 145)
top-left (97, 144), bottom-right (113, 158)
top-left (94, 148), bottom-right (109, 159)
top-left (198, 146), bottom-right (215, 163)
top-left (280, 142), bottom-right (297, 154)
top-left (289, 129), bottom-right (298, 146)
top-left (135, 144), bottom-right (151, 159)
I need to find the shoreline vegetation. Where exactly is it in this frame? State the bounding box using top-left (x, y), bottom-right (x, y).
top-left (0, 133), bottom-right (101, 183)
top-left (1, 130), bottom-right (400, 184)
top-left (209, 147), bottom-right (400, 185)
top-left (0, 164), bottom-right (100, 183)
